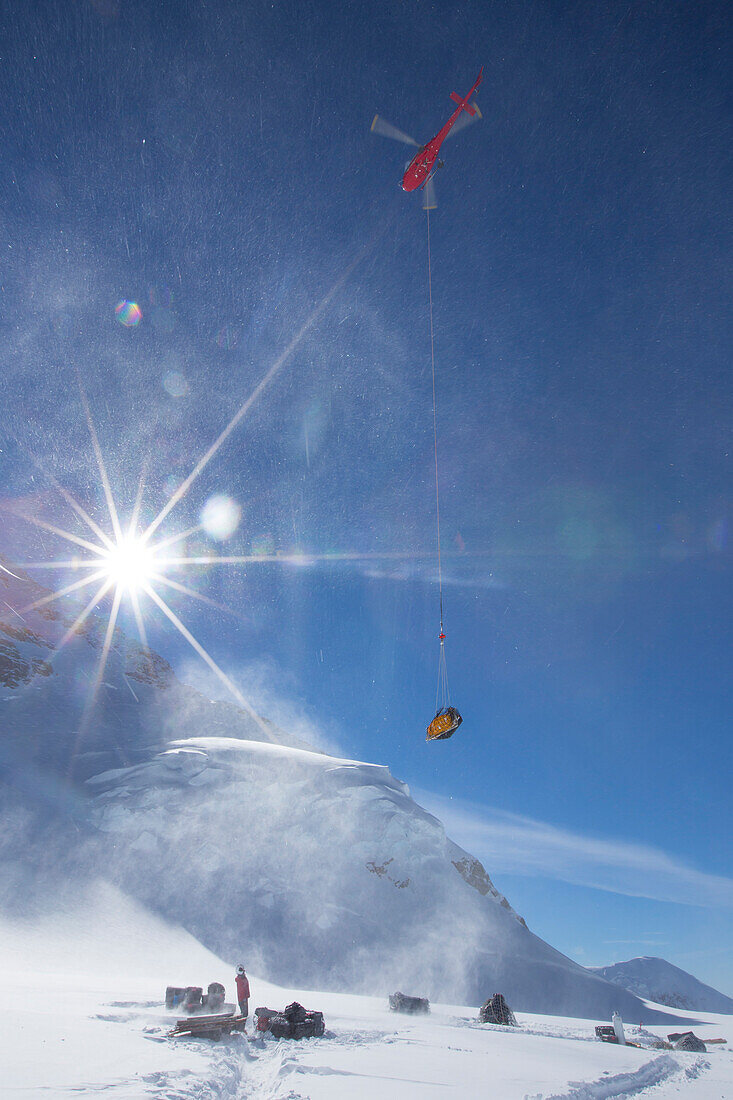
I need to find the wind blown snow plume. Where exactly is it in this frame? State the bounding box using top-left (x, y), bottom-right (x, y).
top-left (82, 734), bottom-right (683, 1019)
top-left (87, 737), bottom-right (521, 1001)
top-left (0, 564), bottom-right (694, 1020)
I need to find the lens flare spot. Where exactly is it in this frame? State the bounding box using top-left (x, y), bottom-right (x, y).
top-left (216, 325), bottom-right (240, 350)
top-left (201, 494), bottom-right (242, 540)
top-left (163, 370), bottom-right (189, 397)
top-left (149, 285), bottom-right (174, 309)
top-left (115, 300), bottom-right (142, 327)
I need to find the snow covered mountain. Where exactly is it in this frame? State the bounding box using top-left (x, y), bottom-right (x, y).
top-left (589, 957), bottom-right (733, 1014)
top-left (0, 561), bottom-right (693, 1021)
top-left (88, 734), bottom-right (652, 1018)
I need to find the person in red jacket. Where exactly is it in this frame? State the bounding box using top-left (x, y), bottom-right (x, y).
top-left (235, 965), bottom-right (250, 1019)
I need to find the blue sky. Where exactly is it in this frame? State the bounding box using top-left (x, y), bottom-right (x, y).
top-left (1, 1), bottom-right (731, 991)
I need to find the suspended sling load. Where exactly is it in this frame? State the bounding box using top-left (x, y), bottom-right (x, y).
top-left (422, 124), bottom-right (469, 742)
top-left (372, 70), bottom-right (483, 742)
top-left (426, 624), bottom-right (463, 741)
top-left (427, 706), bottom-right (463, 741)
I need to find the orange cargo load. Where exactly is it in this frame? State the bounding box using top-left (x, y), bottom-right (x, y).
top-left (426, 706), bottom-right (463, 741)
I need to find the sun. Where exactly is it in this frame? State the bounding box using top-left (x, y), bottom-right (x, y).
top-left (9, 250), bottom-right (391, 755)
top-left (100, 532), bottom-right (157, 594)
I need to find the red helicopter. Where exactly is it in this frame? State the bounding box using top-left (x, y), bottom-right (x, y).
top-left (371, 67), bottom-right (483, 209)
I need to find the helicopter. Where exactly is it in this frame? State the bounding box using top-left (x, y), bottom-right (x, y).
top-left (371, 67), bottom-right (483, 208)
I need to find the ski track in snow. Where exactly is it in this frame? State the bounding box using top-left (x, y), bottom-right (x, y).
top-left (136, 1030), bottom-right (387, 1100)
top-left (137, 1037), bottom-right (251, 1099)
top-left (535, 1054), bottom-right (708, 1100)
top-left (130, 1028), bottom-right (329, 1100)
top-left (131, 1030), bottom-right (714, 1100)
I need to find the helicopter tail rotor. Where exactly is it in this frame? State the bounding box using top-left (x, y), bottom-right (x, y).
top-left (445, 101), bottom-right (482, 139)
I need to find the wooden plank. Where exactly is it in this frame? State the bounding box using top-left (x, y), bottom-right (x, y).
top-left (170, 1013), bottom-right (246, 1039)
top-left (174, 1010), bottom-right (235, 1025)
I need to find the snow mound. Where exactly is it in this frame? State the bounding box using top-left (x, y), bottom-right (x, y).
top-left (89, 735), bottom-right (678, 1020)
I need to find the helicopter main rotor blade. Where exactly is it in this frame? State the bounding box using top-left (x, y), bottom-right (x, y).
top-left (370, 115), bottom-right (419, 146)
top-left (445, 101), bottom-right (482, 139)
top-left (422, 177), bottom-right (437, 211)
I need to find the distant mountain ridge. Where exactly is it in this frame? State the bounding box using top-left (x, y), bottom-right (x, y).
top-left (0, 560), bottom-right (695, 1022)
top-left (589, 957), bottom-right (733, 1013)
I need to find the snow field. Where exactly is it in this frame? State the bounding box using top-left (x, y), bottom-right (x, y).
top-left (1, 883), bottom-right (731, 1099)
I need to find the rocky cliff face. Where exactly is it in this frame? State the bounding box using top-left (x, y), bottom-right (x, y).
top-left (0, 560), bottom-right (176, 692)
top-left (0, 566), bottom-right (57, 688)
top-left (0, 559), bottom-right (309, 782)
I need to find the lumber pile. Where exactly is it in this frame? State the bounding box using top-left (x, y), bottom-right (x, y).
top-left (169, 1011), bottom-right (245, 1040)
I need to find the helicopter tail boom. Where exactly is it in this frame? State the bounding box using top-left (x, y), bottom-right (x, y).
top-left (449, 66), bottom-right (484, 115)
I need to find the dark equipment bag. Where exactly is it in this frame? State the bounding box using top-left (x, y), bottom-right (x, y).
top-left (255, 1002), bottom-right (324, 1039)
top-left (389, 991), bottom-right (430, 1015)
